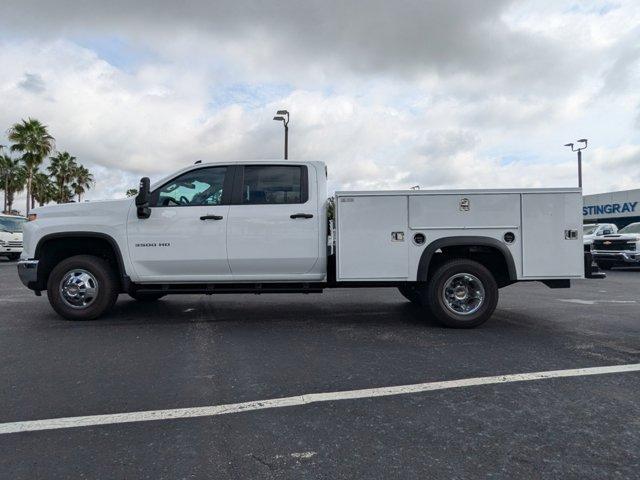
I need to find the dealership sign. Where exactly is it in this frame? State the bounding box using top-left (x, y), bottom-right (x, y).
top-left (583, 201), bottom-right (638, 217)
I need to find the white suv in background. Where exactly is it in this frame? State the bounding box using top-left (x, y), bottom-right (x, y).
top-left (0, 214), bottom-right (27, 261)
top-left (583, 223), bottom-right (617, 247)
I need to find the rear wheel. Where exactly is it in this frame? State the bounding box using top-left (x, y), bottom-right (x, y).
top-left (47, 255), bottom-right (119, 320)
top-left (128, 292), bottom-right (166, 302)
top-left (424, 259), bottom-right (498, 328)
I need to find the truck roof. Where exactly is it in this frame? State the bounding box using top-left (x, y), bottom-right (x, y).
top-left (189, 159), bottom-right (324, 166)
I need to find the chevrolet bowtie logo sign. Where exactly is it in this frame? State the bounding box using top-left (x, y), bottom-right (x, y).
top-left (603, 241), bottom-right (612, 245)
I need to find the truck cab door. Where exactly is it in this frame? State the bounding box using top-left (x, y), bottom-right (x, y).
top-left (226, 164), bottom-right (321, 279)
top-left (127, 165), bottom-right (233, 282)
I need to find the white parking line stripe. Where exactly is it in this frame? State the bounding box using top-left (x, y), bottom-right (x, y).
top-left (1, 363), bottom-right (639, 435)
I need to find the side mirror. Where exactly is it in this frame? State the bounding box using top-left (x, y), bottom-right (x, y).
top-left (135, 177), bottom-right (151, 219)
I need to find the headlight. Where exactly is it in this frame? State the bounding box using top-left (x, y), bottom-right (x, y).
top-left (0, 240), bottom-right (5, 246)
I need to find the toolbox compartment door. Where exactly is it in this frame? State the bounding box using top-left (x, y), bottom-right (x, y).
top-left (408, 193), bottom-right (521, 229)
top-left (521, 192), bottom-right (583, 277)
top-left (336, 195), bottom-right (408, 280)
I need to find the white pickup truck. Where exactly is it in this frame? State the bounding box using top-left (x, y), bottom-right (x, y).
top-left (0, 214), bottom-right (26, 260)
top-left (18, 160), bottom-right (600, 328)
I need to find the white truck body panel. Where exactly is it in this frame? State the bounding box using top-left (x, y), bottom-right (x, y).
top-left (335, 189), bottom-right (583, 282)
top-left (226, 163), bottom-right (323, 279)
top-left (520, 192), bottom-right (583, 278)
top-left (126, 203), bottom-right (231, 280)
top-left (21, 198), bottom-right (132, 266)
top-left (336, 195), bottom-right (409, 280)
top-left (408, 193), bottom-right (521, 230)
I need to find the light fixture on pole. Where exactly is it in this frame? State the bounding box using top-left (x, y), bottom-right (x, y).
top-left (273, 110), bottom-right (289, 159)
top-left (564, 138), bottom-right (587, 189)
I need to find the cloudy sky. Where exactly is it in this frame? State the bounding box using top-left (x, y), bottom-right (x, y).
top-left (1, 0), bottom-right (639, 204)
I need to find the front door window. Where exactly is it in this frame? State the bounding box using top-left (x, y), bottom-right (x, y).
top-left (152, 167), bottom-right (227, 207)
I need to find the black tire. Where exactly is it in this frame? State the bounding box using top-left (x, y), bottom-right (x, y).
top-left (128, 292), bottom-right (166, 302)
top-left (7, 253), bottom-right (20, 261)
top-left (424, 259), bottom-right (498, 328)
top-left (398, 285), bottom-right (423, 305)
top-left (47, 255), bottom-right (119, 320)
top-left (597, 261), bottom-right (613, 270)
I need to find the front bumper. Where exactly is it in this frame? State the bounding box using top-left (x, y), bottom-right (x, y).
top-left (1, 247), bottom-right (22, 253)
top-left (17, 260), bottom-right (39, 289)
top-left (593, 251), bottom-right (640, 265)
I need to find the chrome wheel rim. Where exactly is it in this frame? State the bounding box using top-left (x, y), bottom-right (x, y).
top-left (59, 269), bottom-right (99, 309)
top-left (442, 273), bottom-right (485, 315)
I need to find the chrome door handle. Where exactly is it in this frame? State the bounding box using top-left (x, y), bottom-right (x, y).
top-left (290, 213), bottom-right (313, 219)
top-left (200, 215), bottom-right (223, 220)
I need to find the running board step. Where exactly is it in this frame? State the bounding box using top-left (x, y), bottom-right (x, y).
top-left (131, 283), bottom-right (325, 295)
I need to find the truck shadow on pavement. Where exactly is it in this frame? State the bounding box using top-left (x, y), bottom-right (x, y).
top-left (93, 293), bottom-right (531, 333)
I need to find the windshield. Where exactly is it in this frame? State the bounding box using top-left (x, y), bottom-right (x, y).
top-left (583, 225), bottom-right (597, 235)
top-left (618, 223), bottom-right (640, 234)
top-left (0, 216), bottom-right (27, 233)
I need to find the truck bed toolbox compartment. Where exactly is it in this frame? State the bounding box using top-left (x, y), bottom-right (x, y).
top-left (336, 189), bottom-right (584, 282)
top-left (336, 194), bottom-right (409, 280)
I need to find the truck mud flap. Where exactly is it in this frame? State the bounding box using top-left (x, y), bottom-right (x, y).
top-left (584, 251), bottom-right (606, 279)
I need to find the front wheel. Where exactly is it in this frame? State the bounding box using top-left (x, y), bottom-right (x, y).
top-left (6, 253), bottom-right (20, 261)
top-left (47, 255), bottom-right (119, 320)
top-left (424, 259), bottom-right (498, 328)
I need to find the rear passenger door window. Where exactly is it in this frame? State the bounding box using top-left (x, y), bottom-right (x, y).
top-left (240, 165), bottom-right (307, 205)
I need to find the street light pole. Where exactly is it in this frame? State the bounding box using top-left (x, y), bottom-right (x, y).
top-left (577, 149), bottom-right (582, 189)
top-left (564, 139), bottom-right (588, 189)
top-left (284, 121), bottom-right (288, 160)
top-left (273, 110), bottom-right (289, 159)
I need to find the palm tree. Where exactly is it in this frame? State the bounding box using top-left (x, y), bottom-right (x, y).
top-left (0, 156), bottom-right (26, 214)
top-left (31, 172), bottom-right (56, 207)
top-left (47, 151), bottom-right (77, 203)
top-left (7, 118), bottom-right (55, 214)
top-left (0, 150), bottom-right (12, 213)
top-left (71, 165), bottom-right (94, 202)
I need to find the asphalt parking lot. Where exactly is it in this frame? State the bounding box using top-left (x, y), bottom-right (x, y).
top-left (1, 257), bottom-right (639, 479)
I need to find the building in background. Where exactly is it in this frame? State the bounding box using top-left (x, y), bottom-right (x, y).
top-left (583, 188), bottom-right (640, 229)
